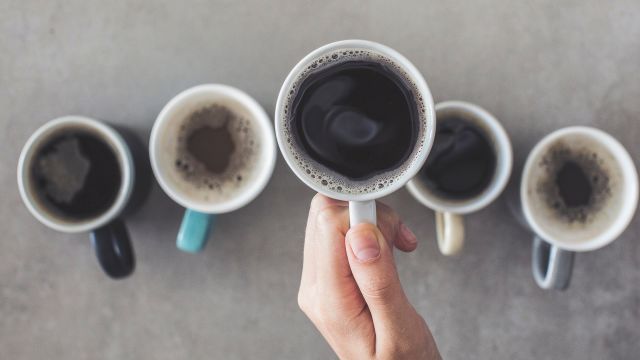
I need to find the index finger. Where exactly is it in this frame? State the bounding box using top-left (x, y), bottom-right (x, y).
top-left (306, 195), bottom-right (356, 302)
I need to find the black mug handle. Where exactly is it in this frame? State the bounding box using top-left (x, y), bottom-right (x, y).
top-left (90, 219), bottom-right (135, 279)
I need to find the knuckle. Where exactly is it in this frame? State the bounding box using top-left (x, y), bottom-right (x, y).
top-left (377, 204), bottom-right (400, 231)
top-left (360, 277), bottom-right (395, 302)
top-left (379, 339), bottom-right (413, 359)
top-left (297, 290), bottom-right (310, 314)
top-left (377, 201), bottom-right (398, 220)
top-left (314, 312), bottom-right (332, 329)
top-left (310, 193), bottom-right (330, 211)
top-left (316, 206), bottom-right (341, 227)
top-left (378, 222), bottom-right (398, 247)
top-left (314, 301), bottom-right (345, 327)
top-left (379, 315), bottom-right (433, 359)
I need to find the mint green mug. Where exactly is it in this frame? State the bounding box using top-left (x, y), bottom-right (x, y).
top-left (150, 84), bottom-right (276, 253)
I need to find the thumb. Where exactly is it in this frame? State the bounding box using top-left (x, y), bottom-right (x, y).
top-left (345, 223), bottom-right (414, 327)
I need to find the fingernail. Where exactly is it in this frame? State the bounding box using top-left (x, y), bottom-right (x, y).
top-left (349, 229), bottom-right (380, 261)
top-left (400, 223), bottom-right (417, 245)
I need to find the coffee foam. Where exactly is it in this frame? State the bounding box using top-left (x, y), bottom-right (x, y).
top-left (525, 137), bottom-right (624, 243)
top-left (34, 136), bottom-right (90, 205)
top-left (281, 49), bottom-right (428, 195)
top-left (170, 104), bottom-right (260, 203)
top-left (26, 125), bottom-right (125, 225)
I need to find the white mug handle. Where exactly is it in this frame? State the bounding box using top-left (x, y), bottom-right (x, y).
top-left (349, 200), bottom-right (377, 226)
top-left (435, 211), bottom-right (464, 255)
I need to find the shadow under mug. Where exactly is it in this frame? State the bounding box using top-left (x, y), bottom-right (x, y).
top-left (150, 84), bottom-right (277, 253)
top-left (406, 101), bottom-right (513, 255)
top-left (519, 126), bottom-right (638, 290)
top-left (274, 39), bottom-right (436, 227)
top-left (17, 116), bottom-right (151, 279)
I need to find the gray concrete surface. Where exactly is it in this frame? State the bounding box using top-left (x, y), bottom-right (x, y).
top-left (1, 1), bottom-right (639, 359)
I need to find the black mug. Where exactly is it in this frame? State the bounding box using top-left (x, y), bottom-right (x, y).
top-left (17, 116), bottom-right (151, 279)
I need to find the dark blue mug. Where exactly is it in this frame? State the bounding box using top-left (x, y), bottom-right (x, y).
top-left (18, 116), bottom-right (151, 279)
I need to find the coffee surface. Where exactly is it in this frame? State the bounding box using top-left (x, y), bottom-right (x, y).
top-left (290, 60), bottom-right (419, 180)
top-left (556, 160), bottom-right (592, 207)
top-left (537, 144), bottom-right (611, 223)
top-left (186, 123), bottom-right (235, 174)
top-left (175, 104), bottom-right (258, 196)
top-left (31, 131), bottom-right (121, 220)
top-left (418, 117), bottom-right (495, 199)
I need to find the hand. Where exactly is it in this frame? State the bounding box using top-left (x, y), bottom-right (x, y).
top-left (298, 194), bottom-right (441, 360)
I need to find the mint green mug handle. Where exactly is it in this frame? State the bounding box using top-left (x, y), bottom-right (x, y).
top-left (177, 210), bottom-right (215, 253)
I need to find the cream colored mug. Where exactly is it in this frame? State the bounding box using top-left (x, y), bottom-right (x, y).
top-left (407, 101), bottom-right (512, 255)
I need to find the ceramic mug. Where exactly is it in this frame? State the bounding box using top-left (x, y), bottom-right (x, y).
top-left (517, 126), bottom-right (638, 290)
top-left (406, 101), bottom-right (512, 255)
top-left (274, 39), bottom-right (436, 226)
top-left (17, 116), bottom-right (151, 278)
top-left (150, 84), bottom-right (277, 253)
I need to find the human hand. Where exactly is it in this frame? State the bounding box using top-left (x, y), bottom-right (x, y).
top-left (298, 194), bottom-right (441, 360)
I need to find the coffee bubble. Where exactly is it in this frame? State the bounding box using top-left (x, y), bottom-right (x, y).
top-left (535, 143), bottom-right (612, 224)
top-left (281, 49), bottom-right (428, 195)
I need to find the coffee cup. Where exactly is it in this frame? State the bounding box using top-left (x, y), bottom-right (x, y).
top-left (150, 84), bottom-right (277, 253)
top-left (515, 126), bottom-right (638, 290)
top-left (275, 40), bottom-right (435, 226)
top-left (17, 116), bottom-right (150, 279)
top-left (406, 101), bottom-right (513, 255)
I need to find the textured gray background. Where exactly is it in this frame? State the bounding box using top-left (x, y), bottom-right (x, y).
top-left (1, 1), bottom-right (639, 359)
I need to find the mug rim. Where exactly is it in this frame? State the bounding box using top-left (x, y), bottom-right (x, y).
top-left (406, 101), bottom-right (513, 214)
top-left (17, 116), bottom-right (134, 233)
top-left (520, 126), bottom-right (639, 252)
top-left (149, 84), bottom-right (277, 214)
top-left (274, 39), bottom-right (436, 202)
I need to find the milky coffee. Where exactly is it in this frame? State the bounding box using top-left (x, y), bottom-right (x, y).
top-left (172, 104), bottom-right (260, 203)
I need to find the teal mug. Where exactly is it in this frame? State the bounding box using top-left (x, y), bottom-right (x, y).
top-left (150, 84), bottom-right (277, 253)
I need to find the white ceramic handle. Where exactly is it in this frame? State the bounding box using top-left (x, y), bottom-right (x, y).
top-left (435, 211), bottom-right (464, 255)
top-left (349, 200), bottom-right (377, 226)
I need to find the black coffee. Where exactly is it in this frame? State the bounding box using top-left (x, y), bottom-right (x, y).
top-left (537, 144), bottom-right (611, 223)
top-left (30, 130), bottom-right (121, 220)
top-left (289, 60), bottom-right (419, 180)
top-left (418, 117), bottom-right (495, 199)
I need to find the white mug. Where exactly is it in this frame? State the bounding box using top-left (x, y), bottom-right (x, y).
top-left (150, 84), bottom-right (277, 253)
top-left (274, 40), bottom-right (436, 226)
top-left (406, 101), bottom-right (513, 255)
top-left (518, 126), bottom-right (638, 290)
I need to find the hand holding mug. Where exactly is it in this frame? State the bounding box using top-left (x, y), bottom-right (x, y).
top-left (298, 194), bottom-right (441, 360)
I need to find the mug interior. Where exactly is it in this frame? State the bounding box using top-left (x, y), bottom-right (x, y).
top-left (275, 39), bottom-right (435, 202)
top-left (407, 101), bottom-right (513, 214)
top-left (521, 127), bottom-right (638, 251)
top-left (150, 84), bottom-right (276, 214)
top-left (17, 116), bottom-right (133, 233)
